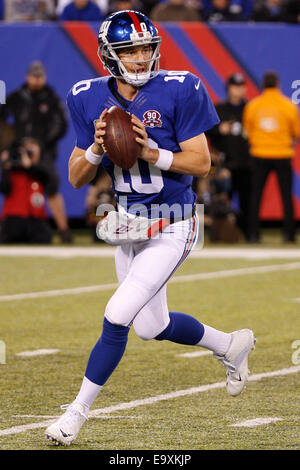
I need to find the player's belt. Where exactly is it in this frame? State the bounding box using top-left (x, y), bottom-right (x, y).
top-left (169, 206), bottom-right (196, 225)
top-left (97, 206), bottom-right (197, 245)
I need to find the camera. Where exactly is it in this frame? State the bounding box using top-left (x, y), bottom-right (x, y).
top-left (7, 141), bottom-right (33, 164)
top-left (0, 139), bottom-right (38, 169)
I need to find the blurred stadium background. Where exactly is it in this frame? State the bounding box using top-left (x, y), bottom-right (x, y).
top-left (1, 19), bottom-right (300, 226)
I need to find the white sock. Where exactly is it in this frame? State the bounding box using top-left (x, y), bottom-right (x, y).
top-left (197, 325), bottom-right (232, 356)
top-left (74, 376), bottom-right (102, 410)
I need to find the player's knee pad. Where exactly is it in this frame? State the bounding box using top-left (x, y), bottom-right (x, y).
top-left (104, 288), bottom-right (135, 327)
top-left (133, 315), bottom-right (169, 341)
top-left (104, 276), bottom-right (158, 327)
top-left (104, 309), bottom-right (129, 327)
top-left (133, 325), bottom-right (153, 341)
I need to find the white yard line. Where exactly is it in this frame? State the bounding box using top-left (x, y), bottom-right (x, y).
top-left (1, 246), bottom-right (300, 259)
top-left (190, 248), bottom-right (300, 260)
top-left (1, 261), bottom-right (300, 303)
top-left (16, 349), bottom-right (60, 357)
top-left (0, 246), bottom-right (117, 259)
top-left (0, 283), bottom-right (119, 302)
top-left (15, 348), bottom-right (213, 361)
top-left (0, 365), bottom-right (299, 437)
top-left (176, 351), bottom-right (212, 358)
top-left (14, 414), bottom-right (141, 420)
top-left (168, 261), bottom-right (300, 283)
top-left (230, 417), bottom-right (283, 427)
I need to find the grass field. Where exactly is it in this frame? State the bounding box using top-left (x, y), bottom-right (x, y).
top-left (0, 233), bottom-right (300, 451)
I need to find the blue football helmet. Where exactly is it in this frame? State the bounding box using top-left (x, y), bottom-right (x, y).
top-left (98, 10), bottom-right (161, 87)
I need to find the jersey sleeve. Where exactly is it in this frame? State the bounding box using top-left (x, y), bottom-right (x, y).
top-left (66, 86), bottom-right (95, 150)
top-left (174, 74), bottom-right (220, 143)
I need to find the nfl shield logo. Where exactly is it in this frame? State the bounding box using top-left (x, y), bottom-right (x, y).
top-left (143, 110), bottom-right (162, 128)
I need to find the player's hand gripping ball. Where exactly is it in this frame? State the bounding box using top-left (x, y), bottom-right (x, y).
top-left (103, 106), bottom-right (142, 170)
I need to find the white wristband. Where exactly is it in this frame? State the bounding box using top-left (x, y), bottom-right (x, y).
top-left (85, 145), bottom-right (103, 166)
top-left (154, 148), bottom-right (174, 171)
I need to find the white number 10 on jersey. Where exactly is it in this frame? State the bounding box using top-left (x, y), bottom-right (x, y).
top-left (113, 138), bottom-right (164, 194)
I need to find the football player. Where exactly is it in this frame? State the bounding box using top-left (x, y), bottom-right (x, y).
top-left (45, 10), bottom-right (256, 446)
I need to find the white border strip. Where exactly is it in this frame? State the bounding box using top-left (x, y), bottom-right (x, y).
top-left (0, 365), bottom-right (299, 437)
top-left (1, 262), bottom-right (300, 302)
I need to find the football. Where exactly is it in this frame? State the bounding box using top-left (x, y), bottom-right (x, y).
top-left (103, 106), bottom-right (142, 170)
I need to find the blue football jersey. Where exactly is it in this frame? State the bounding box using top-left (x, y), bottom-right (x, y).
top-left (67, 70), bottom-right (220, 218)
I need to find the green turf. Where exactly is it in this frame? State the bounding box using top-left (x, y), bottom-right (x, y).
top-left (0, 249), bottom-right (299, 450)
top-left (45, 226), bottom-right (300, 247)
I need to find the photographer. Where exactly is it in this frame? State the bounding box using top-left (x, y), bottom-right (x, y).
top-left (0, 61), bottom-right (71, 243)
top-left (206, 73), bottom-right (252, 241)
top-left (0, 138), bottom-right (52, 243)
top-left (85, 166), bottom-right (115, 242)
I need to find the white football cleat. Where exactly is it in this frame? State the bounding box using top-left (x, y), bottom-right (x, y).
top-left (45, 402), bottom-right (88, 446)
top-left (214, 329), bottom-right (256, 397)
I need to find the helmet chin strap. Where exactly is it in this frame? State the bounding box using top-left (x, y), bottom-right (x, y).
top-left (123, 71), bottom-right (151, 87)
top-left (119, 59), bottom-right (152, 87)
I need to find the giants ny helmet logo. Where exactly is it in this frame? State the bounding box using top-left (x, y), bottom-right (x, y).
top-left (143, 110), bottom-right (162, 128)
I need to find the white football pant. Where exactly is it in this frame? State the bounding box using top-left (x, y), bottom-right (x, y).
top-left (104, 214), bottom-right (199, 340)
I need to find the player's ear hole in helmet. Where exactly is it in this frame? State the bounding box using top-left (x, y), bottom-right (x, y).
top-left (97, 10), bottom-right (161, 87)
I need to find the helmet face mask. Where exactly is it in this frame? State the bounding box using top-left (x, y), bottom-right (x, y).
top-left (98, 11), bottom-right (161, 87)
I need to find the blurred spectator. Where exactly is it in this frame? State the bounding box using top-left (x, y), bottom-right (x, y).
top-left (107, 0), bottom-right (158, 16)
top-left (3, 0), bottom-right (56, 21)
top-left (194, 150), bottom-right (241, 243)
top-left (0, 61), bottom-right (72, 243)
top-left (0, 138), bottom-right (52, 244)
top-left (107, 0), bottom-right (141, 15)
top-left (0, 0), bottom-right (4, 20)
top-left (93, 0), bottom-right (109, 15)
top-left (138, 0), bottom-right (160, 17)
top-left (150, 0), bottom-right (202, 22)
top-left (243, 71), bottom-right (300, 243)
top-left (59, 0), bottom-right (103, 20)
top-left (282, 0), bottom-right (300, 22)
top-left (251, 0), bottom-right (285, 21)
top-left (56, 0), bottom-right (108, 17)
top-left (85, 167), bottom-right (115, 242)
top-left (56, 0), bottom-right (71, 14)
top-left (208, 166), bottom-right (241, 243)
top-left (201, 0), bottom-right (253, 20)
top-left (203, 0), bottom-right (244, 21)
top-left (206, 73), bottom-right (252, 240)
